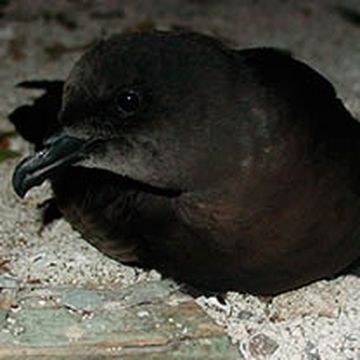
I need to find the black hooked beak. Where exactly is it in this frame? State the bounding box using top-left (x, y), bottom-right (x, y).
top-left (12, 132), bottom-right (95, 198)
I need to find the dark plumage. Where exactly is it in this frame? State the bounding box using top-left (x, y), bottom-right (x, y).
top-left (11, 31), bottom-right (360, 295)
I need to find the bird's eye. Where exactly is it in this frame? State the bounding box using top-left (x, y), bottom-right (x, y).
top-left (116, 91), bottom-right (140, 114)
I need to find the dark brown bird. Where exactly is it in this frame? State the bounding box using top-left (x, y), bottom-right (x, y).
top-left (11, 31), bottom-right (360, 295)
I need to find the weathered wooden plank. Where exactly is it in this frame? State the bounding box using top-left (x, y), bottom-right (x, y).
top-left (0, 278), bottom-right (240, 359)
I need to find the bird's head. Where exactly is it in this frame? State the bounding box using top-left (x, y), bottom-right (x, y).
top-left (13, 31), bottom-right (236, 198)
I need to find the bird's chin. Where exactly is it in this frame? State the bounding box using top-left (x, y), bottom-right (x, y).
top-left (103, 171), bottom-right (183, 198)
top-left (12, 131), bottom-right (182, 199)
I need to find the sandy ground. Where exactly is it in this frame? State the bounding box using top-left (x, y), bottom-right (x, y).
top-left (0, 0), bottom-right (359, 359)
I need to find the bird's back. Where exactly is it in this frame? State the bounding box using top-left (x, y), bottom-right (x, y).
top-left (185, 48), bottom-right (360, 293)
